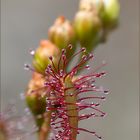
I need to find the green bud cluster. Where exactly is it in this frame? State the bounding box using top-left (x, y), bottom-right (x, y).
top-left (75, 0), bottom-right (120, 51)
top-left (32, 0), bottom-right (120, 73)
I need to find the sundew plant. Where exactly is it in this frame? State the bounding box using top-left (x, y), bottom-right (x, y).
top-left (0, 0), bottom-right (120, 140)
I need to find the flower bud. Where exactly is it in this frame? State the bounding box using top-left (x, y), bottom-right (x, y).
top-left (33, 40), bottom-right (60, 74)
top-left (79, 0), bottom-right (104, 14)
top-left (48, 16), bottom-right (77, 56)
top-left (74, 10), bottom-right (101, 52)
top-left (26, 72), bottom-right (47, 128)
top-left (101, 0), bottom-right (120, 29)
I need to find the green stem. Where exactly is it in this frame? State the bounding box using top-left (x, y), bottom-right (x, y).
top-left (38, 111), bottom-right (52, 140)
top-left (64, 76), bottom-right (78, 140)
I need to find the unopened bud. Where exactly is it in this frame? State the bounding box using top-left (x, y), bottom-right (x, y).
top-left (74, 10), bottom-right (101, 52)
top-left (49, 16), bottom-right (77, 57)
top-left (101, 0), bottom-right (120, 29)
top-left (26, 72), bottom-right (47, 128)
top-left (33, 40), bottom-right (60, 74)
top-left (79, 0), bottom-right (104, 14)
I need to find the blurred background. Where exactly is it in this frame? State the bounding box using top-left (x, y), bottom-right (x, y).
top-left (1, 0), bottom-right (139, 140)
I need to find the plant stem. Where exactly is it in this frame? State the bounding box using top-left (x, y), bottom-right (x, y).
top-left (38, 111), bottom-right (52, 140)
top-left (64, 76), bottom-right (78, 140)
